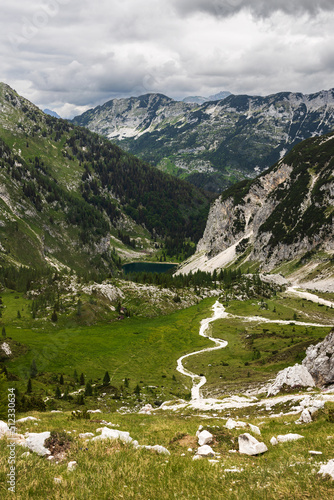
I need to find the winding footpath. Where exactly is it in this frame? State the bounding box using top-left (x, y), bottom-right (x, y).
top-left (162, 291), bottom-right (334, 410)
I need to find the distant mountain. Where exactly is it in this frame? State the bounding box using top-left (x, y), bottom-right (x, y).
top-left (0, 83), bottom-right (210, 272)
top-left (182, 91), bottom-right (231, 104)
top-left (72, 88), bottom-right (334, 193)
top-left (177, 131), bottom-right (334, 276)
top-left (43, 108), bottom-right (61, 118)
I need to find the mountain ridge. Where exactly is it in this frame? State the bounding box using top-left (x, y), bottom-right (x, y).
top-left (72, 87), bottom-right (334, 192)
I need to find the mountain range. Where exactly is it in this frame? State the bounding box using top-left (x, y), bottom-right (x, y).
top-left (73, 88), bottom-right (334, 192)
top-left (0, 83), bottom-right (210, 274)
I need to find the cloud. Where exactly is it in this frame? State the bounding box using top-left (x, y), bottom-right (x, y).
top-left (172, 0), bottom-right (334, 19)
top-left (1, 1), bottom-right (334, 117)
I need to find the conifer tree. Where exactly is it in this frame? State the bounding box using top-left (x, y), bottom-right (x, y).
top-left (27, 378), bottom-right (32, 394)
top-left (59, 374), bottom-right (64, 385)
top-left (1, 326), bottom-right (6, 338)
top-left (79, 373), bottom-right (85, 385)
top-left (85, 382), bottom-right (93, 396)
top-left (103, 371), bottom-right (110, 386)
top-left (55, 386), bottom-right (61, 399)
top-left (30, 359), bottom-right (38, 378)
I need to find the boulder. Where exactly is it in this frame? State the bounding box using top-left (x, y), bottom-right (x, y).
top-left (238, 433), bottom-right (268, 456)
top-left (295, 409), bottom-right (312, 424)
top-left (198, 430), bottom-right (213, 446)
top-left (270, 437), bottom-right (278, 446)
top-left (276, 433), bottom-right (304, 443)
top-left (196, 445), bottom-right (215, 457)
top-left (23, 432), bottom-right (51, 456)
top-left (16, 416), bottom-right (39, 423)
top-left (138, 404), bottom-right (153, 415)
top-left (248, 424), bottom-right (261, 436)
top-left (267, 364), bottom-right (315, 396)
top-left (318, 459), bottom-right (334, 480)
top-left (302, 330), bottom-right (334, 386)
top-left (92, 428), bottom-right (133, 444)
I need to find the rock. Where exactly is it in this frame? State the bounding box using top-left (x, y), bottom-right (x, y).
top-left (192, 455), bottom-right (202, 460)
top-left (238, 433), bottom-right (268, 456)
top-left (295, 409), bottom-right (312, 424)
top-left (141, 445), bottom-right (170, 455)
top-left (196, 425), bottom-right (203, 437)
top-left (196, 445), bottom-right (215, 457)
top-left (276, 433), bottom-right (304, 443)
top-left (21, 452), bottom-right (30, 458)
top-left (138, 404), bottom-right (153, 414)
top-left (318, 459), bottom-right (334, 480)
top-left (54, 477), bottom-right (62, 484)
top-left (309, 450), bottom-right (322, 455)
top-left (16, 417), bottom-right (39, 423)
top-left (0, 420), bottom-right (10, 438)
top-left (67, 461), bottom-right (77, 471)
top-left (267, 364), bottom-right (315, 396)
top-left (224, 467), bottom-right (244, 473)
top-left (198, 430), bottom-right (213, 446)
top-left (187, 448), bottom-right (193, 452)
top-left (79, 433), bottom-right (95, 439)
top-left (270, 437), bottom-right (278, 446)
top-left (303, 330), bottom-right (334, 386)
top-left (92, 428), bottom-right (133, 444)
top-left (249, 424), bottom-right (261, 435)
top-left (225, 418), bottom-right (247, 430)
top-left (23, 432), bottom-right (51, 456)
top-left (87, 409), bottom-right (102, 414)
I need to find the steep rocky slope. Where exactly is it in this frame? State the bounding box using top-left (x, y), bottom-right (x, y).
top-left (73, 89), bottom-right (334, 192)
top-left (0, 83), bottom-right (210, 272)
top-left (176, 131), bottom-right (334, 276)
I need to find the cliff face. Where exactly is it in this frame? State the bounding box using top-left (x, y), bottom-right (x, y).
top-left (73, 89), bottom-right (334, 192)
top-left (178, 132), bottom-right (334, 274)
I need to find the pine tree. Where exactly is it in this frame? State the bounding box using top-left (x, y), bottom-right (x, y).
top-left (1, 326), bottom-right (6, 338)
top-left (51, 309), bottom-right (58, 322)
top-left (30, 359), bottom-right (38, 378)
top-left (73, 369), bottom-right (78, 383)
top-left (79, 373), bottom-right (85, 385)
top-left (85, 382), bottom-right (93, 396)
top-left (17, 310), bottom-right (21, 319)
top-left (134, 384), bottom-right (140, 395)
top-left (59, 374), bottom-right (64, 385)
top-left (103, 371), bottom-right (110, 386)
top-left (27, 378), bottom-right (32, 394)
top-left (55, 386), bottom-right (61, 399)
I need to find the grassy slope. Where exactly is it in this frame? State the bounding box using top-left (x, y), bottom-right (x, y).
top-left (1, 407), bottom-right (334, 499)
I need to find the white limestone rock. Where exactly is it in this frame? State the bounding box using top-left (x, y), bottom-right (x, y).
top-left (79, 432), bottom-right (95, 439)
top-left (295, 409), bottom-right (312, 424)
top-left (87, 409), bottom-right (102, 414)
top-left (267, 364), bottom-right (315, 396)
top-left (303, 330), bottom-right (334, 386)
top-left (138, 404), bottom-right (153, 415)
top-left (238, 433), bottom-right (268, 456)
top-left (198, 430), bottom-right (213, 446)
top-left (0, 420), bottom-right (10, 438)
top-left (67, 461), bottom-right (77, 471)
top-left (225, 418), bottom-right (247, 429)
top-left (196, 445), bottom-right (215, 457)
top-left (270, 437), bottom-right (278, 446)
top-left (141, 444), bottom-right (170, 455)
top-left (23, 432), bottom-right (51, 456)
top-left (16, 416), bottom-right (39, 423)
top-left (318, 459), bottom-right (334, 480)
top-left (248, 424), bottom-right (261, 435)
top-left (92, 428), bottom-right (133, 444)
top-left (276, 433), bottom-right (304, 443)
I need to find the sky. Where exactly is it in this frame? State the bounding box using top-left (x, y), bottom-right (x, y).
top-left (2, 0), bottom-right (334, 118)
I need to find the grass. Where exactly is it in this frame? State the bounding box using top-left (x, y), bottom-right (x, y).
top-left (1, 407), bottom-right (334, 499)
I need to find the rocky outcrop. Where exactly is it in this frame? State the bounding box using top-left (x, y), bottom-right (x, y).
top-left (267, 364), bottom-right (316, 396)
top-left (302, 330), bottom-right (334, 386)
top-left (179, 130), bottom-right (334, 274)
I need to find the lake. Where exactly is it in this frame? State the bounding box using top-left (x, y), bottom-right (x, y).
top-left (122, 262), bottom-right (177, 275)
